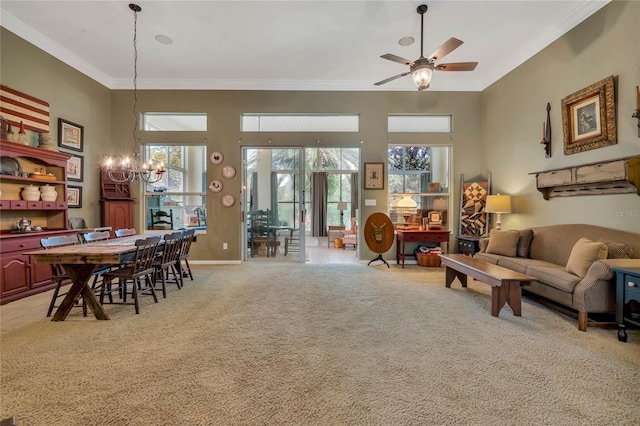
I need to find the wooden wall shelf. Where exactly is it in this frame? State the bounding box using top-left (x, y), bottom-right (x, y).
top-left (530, 156), bottom-right (640, 200)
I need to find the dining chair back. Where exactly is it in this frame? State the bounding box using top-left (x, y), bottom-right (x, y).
top-left (150, 209), bottom-right (174, 230)
top-left (115, 228), bottom-right (136, 238)
top-left (152, 232), bottom-right (184, 298)
top-left (82, 230), bottom-right (111, 243)
top-left (177, 229), bottom-right (195, 280)
top-left (40, 235), bottom-right (82, 317)
top-left (100, 236), bottom-right (161, 314)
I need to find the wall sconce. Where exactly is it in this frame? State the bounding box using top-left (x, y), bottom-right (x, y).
top-left (541, 102), bottom-right (551, 158)
top-left (337, 201), bottom-right (347, 226)
top-left (633, 85), bottom-right (640, 136)
top-left (486, 194), bottom-right (512, 231)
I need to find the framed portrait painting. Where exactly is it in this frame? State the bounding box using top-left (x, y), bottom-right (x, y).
top-left (561, 75), bottom-right (616, 155)
top-left (66, 154), bottom-right (84, 182)
top-left (58, 118), bottom-right (84, 152)
top-left (67, 185), bottom-right (82, 208)
top-left (364, 162), bottom-right (384, 190)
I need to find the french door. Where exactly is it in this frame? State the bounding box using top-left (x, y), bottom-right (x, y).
top-left (242, 147), bottom-right (305, 263)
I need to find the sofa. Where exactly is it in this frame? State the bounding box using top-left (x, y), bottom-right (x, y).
top-left (473, 224), bottom-right (640, 331)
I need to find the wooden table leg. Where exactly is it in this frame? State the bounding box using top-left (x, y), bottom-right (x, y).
top-left (505, 281), bottom-right (523, 316)
top-left (53, 264), bottom-right (110, 321)
top-left (491, 285), bottom-right (507, 317)
top-left (445, 266), bottom-right (467, 288)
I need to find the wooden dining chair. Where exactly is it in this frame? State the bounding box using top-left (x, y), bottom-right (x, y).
top-left (115, 228), bottom-right (136, 238)
top-left (82, 231), bottom-right (111, 243)
top-left (81, 231), bottom-right (113, 293)
top-left (177, 229), bottom-right (195, 281)
top-left (152, 232), bottom-right (183, 298)
top-left (100, 236), bottom-right (161, 314)
top-left (41, 235), bottom-right (83, 317)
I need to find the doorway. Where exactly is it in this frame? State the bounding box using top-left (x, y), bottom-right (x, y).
top-left (242, 146), bottom-right (361, 263)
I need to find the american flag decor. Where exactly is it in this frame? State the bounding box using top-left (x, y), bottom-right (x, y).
top-left (0, 85), bottom-right (50, 133)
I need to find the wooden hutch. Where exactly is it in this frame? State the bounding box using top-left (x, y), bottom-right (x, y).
top-left (0, 139), bottom-right (77, 304)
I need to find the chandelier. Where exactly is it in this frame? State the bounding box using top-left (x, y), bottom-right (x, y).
top-left (105, 4), bottom-right (164, 184)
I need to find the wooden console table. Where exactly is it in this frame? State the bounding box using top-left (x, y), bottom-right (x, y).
top-left (396, 229), bottom-right (450, 268)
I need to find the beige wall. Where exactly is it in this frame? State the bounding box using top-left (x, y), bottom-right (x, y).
top-left (112, 90), bottom-right (482, 261)
top-left (2, 0), bottom-right (638, 262)
top-left (1, 28), bottom-right (112, 228)
top-left (480, 0), bottom-right (640, 234)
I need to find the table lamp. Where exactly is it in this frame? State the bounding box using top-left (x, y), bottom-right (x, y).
top-left (337, 201), bottom-right (347, 226)
top-left (486, 194), bottom-right (512, 231)
top-left (395, 196), bottom-right (417, 228)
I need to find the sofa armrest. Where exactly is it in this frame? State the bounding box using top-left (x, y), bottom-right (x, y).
top-left (478, 237), bottom-right (490, 253)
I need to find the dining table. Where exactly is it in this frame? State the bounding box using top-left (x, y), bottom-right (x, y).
top-left (25, 233), bottom-right (170, 321)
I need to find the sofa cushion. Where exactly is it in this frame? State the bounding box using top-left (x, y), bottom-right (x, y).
top-left (565, 238), bottom-right (608, 278)
top-left (599, 240), bottom-right (633, 259)
top-left (496, 257), bottom-right (555, 275)
top-left (473, 252), bottom-right (500, 264)
top-left (517, 229), bottom-right (534, 258)
top-left (485, 230), bottom-right (519, 257)
top-left (526, 265), bottom-right (582, 293)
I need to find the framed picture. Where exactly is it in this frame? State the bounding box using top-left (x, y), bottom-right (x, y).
top-left (66, 154), bottom-right (84, 182)
top-left (58, 118), bottom-right (84, 152)
top-left (364, 162), bottom-right (384, 190)
top-left (561, 75), bottom-right (616, 155)
top-left (67, 185), bottom-right (82, 208)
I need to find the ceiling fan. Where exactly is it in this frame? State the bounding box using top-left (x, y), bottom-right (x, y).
top-left (374, 4), bottom-right (478, 91)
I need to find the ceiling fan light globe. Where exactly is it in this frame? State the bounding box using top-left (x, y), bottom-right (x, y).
top-left (412, 67), bottom-right (433, 90)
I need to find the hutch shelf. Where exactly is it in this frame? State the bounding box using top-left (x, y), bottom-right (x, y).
top-left (0, 139), bottom-right (77, 304)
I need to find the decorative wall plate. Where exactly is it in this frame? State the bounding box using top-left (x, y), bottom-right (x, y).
top-left (208, 179), bottom-right (223, 193)
top-left (209, 151), bottom-right (224, 165)
top-left (222, 165), bottom-right (236, 179)
top-left (221, 194), bottom-right (236, 207)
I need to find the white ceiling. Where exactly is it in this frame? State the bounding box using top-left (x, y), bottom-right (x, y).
top-left (0, 0), bottom-right (610, 92)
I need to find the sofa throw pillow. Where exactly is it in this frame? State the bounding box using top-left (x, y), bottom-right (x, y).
top-left (565, 238), bottom-right (608, 278)
top-left (485, 230), bottom-right (520, 257)
top-left (599, 240), bottom-right (633, 259)
top-left (517, 229), bottom-right (534, 258)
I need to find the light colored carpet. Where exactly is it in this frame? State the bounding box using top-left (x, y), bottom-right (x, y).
top-left (1, 264), bottom-right (639, 425)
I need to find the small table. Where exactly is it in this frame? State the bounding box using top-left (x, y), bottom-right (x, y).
top-left (457, 235), bottom-right (482, 256)
top-left (396, 229), bottom-right (450, 268)
top-left (439, 254), bottom-right (535, 317)
top-left (610, 266), bottom-right (640, 343)
top-left (327, 225), bottom-right (345, 248)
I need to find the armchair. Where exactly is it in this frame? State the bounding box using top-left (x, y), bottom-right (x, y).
top-left (342, 217), bottom-right (358, 249)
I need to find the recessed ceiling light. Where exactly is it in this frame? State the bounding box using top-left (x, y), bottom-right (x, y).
top-left (155, 34), bottom-right (173, 45)
top-left (398, 36), bottom-right (415, 46)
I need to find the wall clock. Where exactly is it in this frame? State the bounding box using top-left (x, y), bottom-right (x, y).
top-left (209, 151), bottom-right (224, 165)
top-left (208, 179), bottom-right (223, 193)
top-left (221, 194), bottom-right (236, 208)
top-left (222, 165), bottom-right (236, 179)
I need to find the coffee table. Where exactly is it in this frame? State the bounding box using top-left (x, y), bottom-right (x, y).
top-left (439, 254), bottom-right (535, 317)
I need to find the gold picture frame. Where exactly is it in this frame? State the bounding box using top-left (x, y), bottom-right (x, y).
top-left (561, 75), bottom-right (616, 155)
top-left (364, 162), bottom-right (384, 190)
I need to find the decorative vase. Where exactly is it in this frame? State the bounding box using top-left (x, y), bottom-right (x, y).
top-left (21, 185), bottom-right (41, 201)
top-left (39, 184), bottom-right (57, 202)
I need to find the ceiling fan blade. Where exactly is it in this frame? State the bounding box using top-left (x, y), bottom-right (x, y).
top-left (374, 72), bottom-right (411, 86)
top-left (427, 37), bottom-right (463, 62)
top-left (435, 62), bottom-right (478, 71)
top-left (381, 54), bottom-right (414, 66)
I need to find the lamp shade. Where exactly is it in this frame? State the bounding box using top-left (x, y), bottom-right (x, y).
top-left (396, 195), bottom-right (417, 209)
top-left (486, 194), bottom-right (512, 213)
top-left (433, 198), bottom-right (448, 211)
top-left (337, 202), bottom-right (347, 211)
